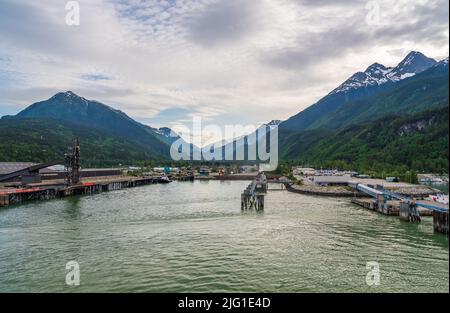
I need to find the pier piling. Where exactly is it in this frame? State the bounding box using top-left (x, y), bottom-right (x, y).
top-left (433, 211), bottom-right (449, 234)
top-left (241, 173), bottom-right (267, 211)
top-left (399, 202), bottom-right (421, 222)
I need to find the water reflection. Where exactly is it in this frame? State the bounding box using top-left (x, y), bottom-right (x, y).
top-left (64, 197), bottom-right (82, 220)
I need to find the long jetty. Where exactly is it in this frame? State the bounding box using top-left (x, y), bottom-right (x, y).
top-left (0, 176), bottom-right (166, 207)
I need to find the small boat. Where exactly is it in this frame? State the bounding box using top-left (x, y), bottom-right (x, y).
top-left (428, 194), bottom-right (449, 205)
top-left (157, 175), bottom-right (172, 184)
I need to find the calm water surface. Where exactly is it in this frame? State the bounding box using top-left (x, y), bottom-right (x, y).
top-left (0, 180), bottom-right (448, 292)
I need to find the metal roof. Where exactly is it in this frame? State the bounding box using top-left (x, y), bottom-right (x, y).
top-left (0, 162), bottom-right (36, 175)
top-left (314, 175), bottom-right (351, 184)
top-left (0, 162), bottom-right (123, 175)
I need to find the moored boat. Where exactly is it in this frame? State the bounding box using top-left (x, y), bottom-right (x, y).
top-left (157, 175), bottom-right (172, 184)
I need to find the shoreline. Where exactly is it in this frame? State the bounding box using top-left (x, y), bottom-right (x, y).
top-left (1, 174), bottom-right (444, 208)
top-left (194, 174), bottom-right (282, 181)
top-left (285, 184), bottom-right (365, 197)
top-left (285, 183), bottom-right (441, 198)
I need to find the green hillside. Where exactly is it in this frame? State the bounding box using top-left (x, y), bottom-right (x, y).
top-left (311, 62), bottom-right (449, 129)
top-left (13, 91), bottom-right (172, 157)
top-left (278, 57), bottom-right (449, 176)
top-left (280, 106), bottom-right (449, 175)
top-left (0, 118), bottom-right (161, 167)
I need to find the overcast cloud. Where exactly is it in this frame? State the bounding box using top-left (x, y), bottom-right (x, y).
top-left (0, 0), bottom-right (448, 138)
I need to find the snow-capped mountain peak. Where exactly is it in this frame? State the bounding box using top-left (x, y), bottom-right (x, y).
top-left (330, 63), bottom-right (391, 94)
top-left (265, 120), bottom-right (282, 126)
top-left (330, 51), bottom-right (437, 95)
top-left (438, 57), bottom-right (449, 66)
top-left (387, 51), bottom-right (437, 81)
top-left (365, 62), bottom-right (391, 75)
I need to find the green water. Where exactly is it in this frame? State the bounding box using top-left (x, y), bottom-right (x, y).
top-left (0, 180), bottom-right (448, 292)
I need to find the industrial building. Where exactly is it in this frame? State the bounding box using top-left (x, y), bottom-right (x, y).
top-left (0, 162), bottom-right (122, 184)
top-left (313, 175), bottom-right (351, 186)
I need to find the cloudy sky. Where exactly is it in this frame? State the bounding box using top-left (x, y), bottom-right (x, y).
top-left (0, 0), bottom-right (448, 136)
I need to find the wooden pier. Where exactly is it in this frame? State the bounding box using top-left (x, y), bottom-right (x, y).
top-left (0, 176), bottom-right (167, 207)
top-left (241, 173), bottom-right (268, 211)
top-left (351, 195), bottom-right (448, 234)
top-left (351, 198), bottom-right (435, 216)
top-left (433, 211), bottom-right (449, 234)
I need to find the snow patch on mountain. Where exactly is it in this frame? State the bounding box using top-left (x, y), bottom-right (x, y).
top-left (330, 51), bottom-right (437, 95)
top-left (438, 57), bottom-right (449, 66)
top-left (265, 120), bottom-right (282, 126)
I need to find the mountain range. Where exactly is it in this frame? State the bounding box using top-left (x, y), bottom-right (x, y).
top-left (276, 52), bottom-right (449, 174)
top-left (220, 51), bottom-right (449, 173)
top-left (329, 51), bottom-right (437, 96)
top-left (0, 51), bottom-right (448, 172)
top-left (280, 51), bottom-right (447, 132)
top-left (0, 91), bottom-right (186, 164)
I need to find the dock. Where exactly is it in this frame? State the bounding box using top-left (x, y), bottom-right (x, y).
top-left (349, 183), bottom-right (448, 234)
top-left (241, 173), bottom-right (268, 211)
top-left (286, 173), bottom-right (448, 234)
top-left (0, 176), bottom-right (167, 207)
top-left (350, 198), bottom-right (433, 216)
